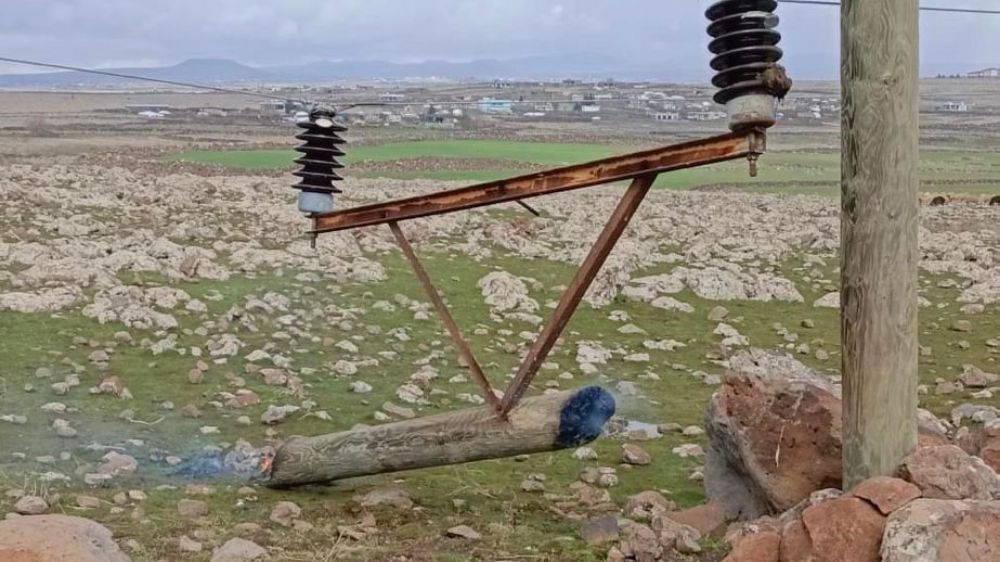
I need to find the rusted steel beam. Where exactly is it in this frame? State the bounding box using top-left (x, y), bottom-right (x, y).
top-left (498, 174), bottom-right (657, 415)
top-left (388, 221), bottom-right (504, 414)
top-left (312, 130), bottom-right (764, 233)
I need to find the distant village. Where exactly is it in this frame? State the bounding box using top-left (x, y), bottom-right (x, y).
top-left (120, 69), bottom-right (999, 126)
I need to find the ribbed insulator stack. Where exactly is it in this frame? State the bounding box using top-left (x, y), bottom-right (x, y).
top-left (292, 108), bottom-right (347, 214)
top-left (706, 0), bottom-right (792, 130)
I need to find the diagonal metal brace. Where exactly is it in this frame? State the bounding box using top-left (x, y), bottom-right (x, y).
top-left (497, 174), bottom-right (657, 415)
top-left (388, 221), bottom-right (504, 414)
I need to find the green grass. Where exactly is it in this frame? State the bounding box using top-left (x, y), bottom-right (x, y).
top-left (174, 140), bottom-right (1000, 196)
top-left (1, 239), bottom-right (998, 561)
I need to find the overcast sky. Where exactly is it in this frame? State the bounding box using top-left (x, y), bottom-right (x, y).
top-left (0, 1), bottom-right (998, 80)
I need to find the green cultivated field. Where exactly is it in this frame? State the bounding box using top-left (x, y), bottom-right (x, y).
top-left (174, 140), bottom-right (1000, 196)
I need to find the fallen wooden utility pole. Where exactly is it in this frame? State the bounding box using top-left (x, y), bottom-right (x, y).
top-left (840, 0), bottom-right (920, 488)
top-left (263, 386), bottom-right (615, 488)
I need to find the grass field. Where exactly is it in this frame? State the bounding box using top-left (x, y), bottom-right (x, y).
top-left (2, 236), bottom-right (997, 560)
top-left (174, 140), bottom-right (1000, 196)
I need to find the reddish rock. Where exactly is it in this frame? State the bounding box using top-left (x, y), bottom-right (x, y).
top-left (622, 444), bottom-right (652, 466)
top-left (0, 515), bottom-right (130, 562)
top-left (227, 390), bottom-right (260, 408)
top-left (724, 528), bottom-right (781, 562)
top-left (662, 502), bottom-right (729, 537)
top-left (800, 497), bottom-right (885, 562)
top-left (778, 519), bottom-right (811, 562)
top-left (705, 349), bottom-right (843, 519)
top-left (881, 499), bottom-right (1000, 562)
top-left (98, 376), bottom-right (124, 395)
top-left (581, 515), bottom-right (619, 546)
top-left (851, 476), bottom-right (922, 515)
top-left (901, 445), bottom-right (1000, 500)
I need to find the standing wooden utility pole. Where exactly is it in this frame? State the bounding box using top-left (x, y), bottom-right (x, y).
top-left (841, 0), bottom-right (920, 489)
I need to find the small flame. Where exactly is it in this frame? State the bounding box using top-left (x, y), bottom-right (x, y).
top-left (259, 449), bottom-right (275, 475)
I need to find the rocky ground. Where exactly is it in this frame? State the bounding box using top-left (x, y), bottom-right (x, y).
top-left (0, 154), bottom-right (998, 561)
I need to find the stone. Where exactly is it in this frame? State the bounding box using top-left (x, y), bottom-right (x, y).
top-left (13, 495), bottom-right (48, 515)
top-left (580, 514), bottom-right (619, 546)
top-left (623, 490), bottom-right (676, 521)
top-left (662, 502), bottom-right (729, 538)
top-left (959, 365), bottom-right (999, 389)
top-left (0, 514), bottom-right (131, 562)
top-left (178, 535), bottom-right (203, 553)
top-left (573, 446), bottom-right (598, 460)
top-left (705, 349), bottom-right (843, 519)
top-left (901, 445), bottom-right (1000, 500)
top-left (850, 476), bottom-right (922, 515)
top-left (382, 402), bottom-right (416, 419)
top-left (269, 501), bottom-right (302, 527)
top-left (211, 538), bottom-right (267, 562)
top-left (799, 496), bottom-right (885, 562)
top-left (622, 444), bottom-right (652, 466)
top-left (356, 487), bottom-right (413, 510)
top-left (651, 514), bottom-right (702, 554)
top-left (952, 320), bottom-right (973, 333)
top-left (444, 525), bottom-right (481, 540)
top-left (708, 306), bottom-right (730, 322)
top-left (177, 499), bottom-right (209, 519)
top-left (618, 522), bottom-right (662, 562)
top-left (881, 499), bottom-right (1000, 562)
top-left (260, 404), bottom-right (300, 425)
top-left (76, 495), bottom-right (101, 509)
top-left (724, 528), bottom-right (781, 562)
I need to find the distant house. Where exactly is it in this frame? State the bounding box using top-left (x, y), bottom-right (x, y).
top-left (937, 101), bottom-right (969, 112)
top-left (478, 98), bottom-right (513, 114)
top-left (259, 100), bottom-right (304, 114)
top-left (378, 93), bottom-right (405, 102)
top-left (686, 110), bottom-right (726, 121)
top-left (652, 112), bottom-right (681, 121)
top-left (968, 67), bottom-right (1000, 78)
top-left (126, 104), bottom-right (170, 114)
top-left (580, 104), bottom-right (601, 113)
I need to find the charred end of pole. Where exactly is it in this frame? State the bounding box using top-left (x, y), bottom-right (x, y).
top-left (293, 108), bottom-right (347, 215)
top-left (555, 386), bottom-right (616, 448)
top-left (707, 0), bottom-right (792, 132)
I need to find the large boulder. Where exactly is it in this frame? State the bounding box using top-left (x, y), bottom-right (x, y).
top-left (881, 499), bottom-right (1000, 561)
top-left (0, 515), bottom-right (130, 562)
top-left (705, 349), bottom-right (843, 519)
top-left (705, 349), bottom-right (951, 520)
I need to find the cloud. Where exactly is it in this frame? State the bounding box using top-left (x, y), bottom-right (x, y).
top-left (0, 0), bottom-right (996, 79)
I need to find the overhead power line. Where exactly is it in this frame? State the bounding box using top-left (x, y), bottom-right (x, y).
top-left (779, 0), bottom-right (1000, 15)
top-left (0, 55), bottom-right (642, 111)
top-left (0, 55), bottom-right (304, 102)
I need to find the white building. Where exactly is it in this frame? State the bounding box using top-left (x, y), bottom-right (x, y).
top-left (968, 67), bottom-right (1000, 78)
top-left (937, 101), bottom-right (969, 112)
top-left (652, 112), bottom-right (681, 121)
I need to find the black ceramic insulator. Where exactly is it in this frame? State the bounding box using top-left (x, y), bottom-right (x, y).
top-left (293, 109), bottom-right (347, 195)
top-left (706, 0), bottom-right (784, 105)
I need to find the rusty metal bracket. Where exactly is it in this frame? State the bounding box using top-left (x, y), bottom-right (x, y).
top-left (314, 129), bottom-right (766, 414)
top-left (388, 221), bottom-right (504, 415)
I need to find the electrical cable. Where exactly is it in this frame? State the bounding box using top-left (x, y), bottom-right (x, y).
top-left (0, 55), bottom-right (307, 103)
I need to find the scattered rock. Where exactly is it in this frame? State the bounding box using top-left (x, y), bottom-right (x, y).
top-left (260, 404), bottom-right (300, 425)
top-left (444, 525), bottom-right (481, 540)
top-left (382, 402), bottom-right (416, 419)
top-left (211, 537), bottom-right (267, 562)
top-left (622, 444), bottom-right (652, 466)
top-left (662, 502), bottom-right (729, 538)
top-left (798, 496), bottom-right (886, 562)
top-left (356, 487), bottom-right (413, 510)
top-left (580, 514), bottom-right (619, 546)
top-left (0, 514), bottom-right (131, 562)
top-left (13, 495), bottom-right (48, 515)
top-left (624, 490), bottom-right (676, 521)
top-left (881, 499), bottom-right (1000, 562)
top-left (269, 501), bottom-right (302, 527)
top-left (177, 499), bottom-right (209, 519)
top-left (901, 445), bottom-right (1000, 500)
top-left (851, 476), bottom-right (922, 515)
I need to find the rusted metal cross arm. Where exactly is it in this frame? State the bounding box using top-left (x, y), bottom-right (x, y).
top-left (311, 129), bottom-right (765, 234)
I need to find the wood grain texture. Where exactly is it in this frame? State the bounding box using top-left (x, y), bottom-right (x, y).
top-left (840, 0), bottom-right (920, 489)
top-left (264, 387), bottom-right (613, 488)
